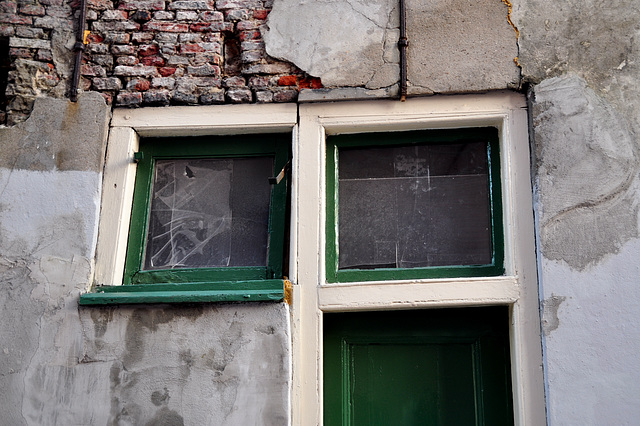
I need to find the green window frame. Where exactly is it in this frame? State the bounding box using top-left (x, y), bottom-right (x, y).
top-left (326, 127), bottom-right (503, 283)
top-left (80, 133), bottom-right (290, 305)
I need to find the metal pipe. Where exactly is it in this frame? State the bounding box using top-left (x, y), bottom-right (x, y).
top-left (398, 0), bottom-right (408, 101)
top-left (70, 0), bottom-right (88, 102)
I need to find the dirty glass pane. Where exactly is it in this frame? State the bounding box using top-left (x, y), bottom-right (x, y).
top-left (143, 157), bottom-right (273, 270)
top-left (338, 142), bottom-right (491, 270)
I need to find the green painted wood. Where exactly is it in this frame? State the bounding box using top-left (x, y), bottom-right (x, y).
top-left (122, 133), bottom-right (290, 288)
top-left (325, 127), bottom-right (503, 283)
top-left (79, 279), bottom-right (285, 305)
top-left (324, 307), bottom-right (514, 426)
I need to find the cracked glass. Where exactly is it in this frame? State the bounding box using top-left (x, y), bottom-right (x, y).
top-left (143, 156), bottom-right (273, 270)
top-left (338, 141), bottom-right (492, 270)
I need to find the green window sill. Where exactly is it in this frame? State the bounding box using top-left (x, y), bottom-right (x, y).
top-left (78, 279), bottom-right (285, 305)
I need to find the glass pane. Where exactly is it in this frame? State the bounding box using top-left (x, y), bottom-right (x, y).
top-left (144, 156), bottom-right (273, 270)
top-left (338, 142), bottom-right (491, 270)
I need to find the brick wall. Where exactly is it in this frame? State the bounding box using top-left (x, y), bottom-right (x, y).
top-left (0, 0), bottom-right (322, 126)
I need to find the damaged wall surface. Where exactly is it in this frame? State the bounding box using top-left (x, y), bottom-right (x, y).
top-left (0, 0), bottom-right (639, 424)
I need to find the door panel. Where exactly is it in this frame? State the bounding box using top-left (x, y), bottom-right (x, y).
top-left (324, 307), bottom-right (514, 426)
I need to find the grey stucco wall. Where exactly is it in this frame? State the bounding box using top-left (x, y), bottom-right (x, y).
top-left (0, 94), bottom-right (290, 425)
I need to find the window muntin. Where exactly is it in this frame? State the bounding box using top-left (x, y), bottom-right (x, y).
top-left (124, 134), bottom-right (289, 286)
top-left (326, 127), bottom-right (503, 283)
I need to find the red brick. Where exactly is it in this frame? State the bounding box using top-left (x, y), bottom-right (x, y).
top-left (278, 75), bottom-right (297, 86)
top-left (190, 21), bottom-right (233, 32)
top-left (238, 30), bottom-right (260, 41)
top-left (299, 76), bottom-right (323, 89)
top-left (252, 9), bottom-right (268, 20)
top-left (180, 42), bottom-right (204, 53)
top-left (118, 0), bottom-right (164, 11)
top-left (158, 67), bottom-right (176, 76)
top-left (140, 55), bottom-right (165, 66)
top-left (9, 48), bottom-right (32, 58)
top-left (19, 5), bottom-right (45, 15)
top-left (236, 20), bottom-right (259, 30)
top-left (129, 79), bottom-right (151, 91)
top-left (143, 21), bottom-right (189, 32)
top-left (86, 33), bottom-right (105, 43)
top-left (138, 44), bottom-right (159, 56)
top-left (0, 24), bottom-right (15, 36)
top-left (0, 13), bottom-right (32, 25)
top-left (116, 91), bottom-right (143, 106)
top-left (88, 0), bottom-right (113, 11)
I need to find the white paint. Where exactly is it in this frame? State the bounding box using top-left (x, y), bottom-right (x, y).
top-left (539, 238), bottom-right (640, 425)
top-left (294, 94), bottom-right (545, 425)
top-left (0, 168), bottom-right (101, 259)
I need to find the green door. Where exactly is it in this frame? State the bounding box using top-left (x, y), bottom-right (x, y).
top-left (324, 307), bottom-right (514, 426)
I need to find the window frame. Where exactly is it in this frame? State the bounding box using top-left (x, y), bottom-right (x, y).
top-left (81, 103), bottom-right (298, 305)
top-left (325, 127), bottom-right (504, 283)
top-left (293, 94), bottom-right (546, 425)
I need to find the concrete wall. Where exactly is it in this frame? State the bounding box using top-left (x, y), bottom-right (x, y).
top-left (1, 0), bottom-right (639, 424)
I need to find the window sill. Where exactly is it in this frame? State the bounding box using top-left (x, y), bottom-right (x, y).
top-left (78, 279), bottom-right (285, 305)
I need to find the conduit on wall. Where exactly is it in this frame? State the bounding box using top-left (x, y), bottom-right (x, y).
top-left (70, 0), bottom-right (88, 102)
top-left (398, 0), bottom-right (408, 101)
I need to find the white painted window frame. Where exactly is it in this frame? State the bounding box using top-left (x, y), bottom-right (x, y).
top-left (293, 93), bottom-right (546, 425)
top-left (93, 103), bottom-right (299, 287)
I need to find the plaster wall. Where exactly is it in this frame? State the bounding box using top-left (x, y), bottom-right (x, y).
top-left (0, 94), bottom-right (290, 425)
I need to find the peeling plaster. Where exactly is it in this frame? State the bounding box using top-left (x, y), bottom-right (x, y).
top-left (541, 294), bottom-right (565, 336)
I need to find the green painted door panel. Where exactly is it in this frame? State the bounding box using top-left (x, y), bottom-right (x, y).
top-left (324, 307), bottom-right (514, 426)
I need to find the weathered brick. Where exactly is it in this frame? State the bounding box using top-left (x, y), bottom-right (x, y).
top-left (255, 90), bottom-right (273, 103)
top-left (33, 16), bottom-right (70, 29)
top-left (114, 65), bottom-right (156, 77)
top-left (156, 32), bottom-right (179, 43)
top-left (179, 42), bottom-right (203, 54)
top-left (191, 52), bottom-right (221, 65)
top-left (177, 76), bottom-right (220, 87)
top-left (226, 87), bottom-right (252, 103)
top-left (223, 76), bottom-right (245, 87)
top-left (131, 10), bottom-right (153, 21)
top-left (299, 76), bottom-right (322, 89)
top-left (166, 55), bottom-right (189, 65)
top-left (151, 76), bottom-right (175, 88)
top-left (138, 44), bottom-right (159, 56)
top-left (224, 9), bottom-right (248, 21)
top-left (86, 9), bottom-right (98, 19)
top-left (46, 6), bottom-right (73, 18)
top-left (143, 21), bottom-right (189, 32)
top-left (158, 67), bottom-right (176, 76)
top-left (0, 13), bottom-right (32, 25)
top-left (93, 54), bottom-right (115, 67)
top-left (243, 63), bottom-right (294, 75)
top-left (9, 48), bottom-right (33, 58)
top-left (144, 89), bottom-right (171, 105)
top-left (10, 37), bottom-right (50, 49)
top-left (248, 75), bottom-right (270, 87)
top-left (241, 50), bottom-right (262, 63)
top-left (116, 55), bottom-right (138, 65)
top-left (241, 40), bottom-right (264, 51)
top-left (252, 9), bottom-right (268, 19)
top-left (88, 43), bottom-right (109, 54)
top-left (105, 33), bottom-right (131, 44)
top-left (0, 24), bottom-right (15, 37)
top-left (140, 55), bottom-right (165, 66)
top-left (0, 2), bottom-right (17, 14)
top-left (81, 76), bottom-right (92, 90)
top-left (160, 44), bottom-right (176, 54)
top-left (92, 77), bottom-right (122, 90)
top-left (126, 78), bottom-right (150, 91)
top-left (19, 5), bottom-right (45, 16)
top-left (176, 11), bottom-right (197, 20)
top-left (152, 11), bottom-right (173, 20)
top-left (172, 91), bottom-right (197, 104)
top-left (236, 20), bottom-right (260, 31)
top-left (273, 88), bottom-right (297, 102)
top-left (278, 75), bottom-right (297, 86)
top-left (116, 91), bottom-right (143, 106)
top-left (168, 0), bottom-right (214, 10)
top-left (216, 0), bottom-right (262, 10)
top-left (88, 0), bottom-right (113, 11)
top-left (190, 21), bottom-right (232, 32)
top-left (199, 89), bottom-right (224, 104)
top-left (92, 20), bottom-right (140, 32)
top-left (100, 92), bottom-right (113, 104)
top-left (101, 10), bottom-right (128, 20)
top-left (118, 0), bottom-right (165, 11)
top-left (199, 10), bottom-right (222, 21)
top-left (203, 33), bottom-right (221, 42)
top-left (131, 32), bottom-right (154, 43)
top-left (199, 42), bottom-right (220, 52)
top-left (81, 64), bottom-right (107, 77)
top-left (238, 30), bottom-right (260, 41)
top-left (187, 63), bottom-right (219, 76)
top-left (36, 49), bottom-right (52, 62)
top-left (16, 26), bottom-right (45, 38)
top-left (39, 0), bottom-right (63, 6)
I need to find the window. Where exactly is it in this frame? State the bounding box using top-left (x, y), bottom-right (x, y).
top-left (326, 127), bottom-right (503, 282)
top-left (80, 103), bottom-right (298, 305)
